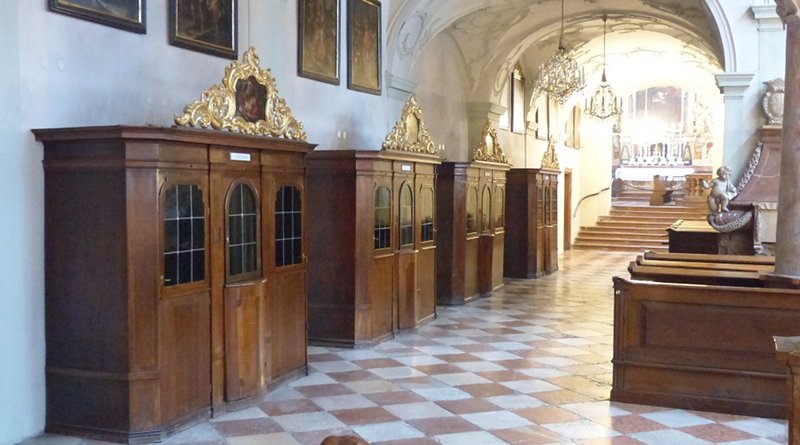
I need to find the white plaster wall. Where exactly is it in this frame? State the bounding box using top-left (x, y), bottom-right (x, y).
top-left (411, 32), bottom-right (469, 160)
top-left (576, 119), bottom-right (613, 230)
top-left (0, 3), bottom-right (44, 445)
top-left (3, 2), bottom-right (397, 443)
top-left (716, 0), bottom-right (778, 180)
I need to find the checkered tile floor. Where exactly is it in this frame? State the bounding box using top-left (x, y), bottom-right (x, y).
top-left (21, 250), bottom-right (788, 445)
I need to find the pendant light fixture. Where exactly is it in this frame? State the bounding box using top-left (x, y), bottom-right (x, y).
top-left (585, 14), bottom-right (622, 121)
top-left (532, 0), bottom-right (586, 103)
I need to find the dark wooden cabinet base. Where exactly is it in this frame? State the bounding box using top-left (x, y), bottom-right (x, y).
top-left (436, 161), bottom-right (509, 305)
top-left (34, 126), bottom-right (314, 443)
top-left (307, 150), bottom-right (440, 347)
top-left (612, 275), bottom-right (800, 418)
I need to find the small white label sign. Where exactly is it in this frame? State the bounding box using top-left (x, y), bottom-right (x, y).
top-left (401, 164), bottom-right (412, 172)
top-left (230, 152), bottom-right (251, 162)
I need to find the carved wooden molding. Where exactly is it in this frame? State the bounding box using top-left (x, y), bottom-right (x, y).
top-left (472, 120), bottom-right (510, 165)
top-left (175, 47), bottom-right (307, 141)
top-left (382, 96), bottom-right (437, 154)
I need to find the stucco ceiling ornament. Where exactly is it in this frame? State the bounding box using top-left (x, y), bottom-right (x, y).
top-left (472, 120), bottom-right (510, 165)
top-left (776, 0), bottom-right (800, 26)
top-left (175, 47), bottom-right (307, 141)
top-left (382, 96), bottom-right (438, 155)
top-left (761, 78), bottom-right (784, 126)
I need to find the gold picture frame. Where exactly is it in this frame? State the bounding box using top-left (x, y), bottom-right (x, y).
top-left (48, 0), bottom-right (145, 33)
top-left (175, 47), bottom-right (307, 141)
top-left (298, 0), bottom-right (340, 85)
top-left (347, 0), bottom-right (381, 95)
top-left (169, 0), bottom-right (237, 59)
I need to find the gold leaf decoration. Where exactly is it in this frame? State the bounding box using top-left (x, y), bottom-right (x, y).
top-left (472, 120), bottom-right (510, 165)
top-left (541, 136), bottom-right (560, 170)
top-left (382, 96), bottom-right (437, 154)
top-left (175, 47), bottom-right (307, 141)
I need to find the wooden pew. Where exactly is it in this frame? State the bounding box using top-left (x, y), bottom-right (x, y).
top-left (635, 256), bottom-right (775, 273)
top-left (642, 250), bottom-right (775, 265)
top-left (636, 258), bottom-right (774, 273)
top-left (628, 261), bottom-right (764, 287)
top-left (613, 276), bottom-right (800, 418)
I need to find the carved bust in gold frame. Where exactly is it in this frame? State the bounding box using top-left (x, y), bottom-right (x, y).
top-left (472, 120), bottom-right (510, 165)
top-left (175, 47), bottom-right (307, 141)
top-left (382, 96), bottom-right (437, 154)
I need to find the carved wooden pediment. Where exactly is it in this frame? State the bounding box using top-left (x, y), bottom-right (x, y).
top-left (382, 96), bottom-right (437, 154)
top-left (175, 47), bottom-right (307, 141)
top-left (472, 120), bottom-right (510, 165)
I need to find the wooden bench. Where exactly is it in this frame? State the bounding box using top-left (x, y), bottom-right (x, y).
top-left (642, 250), bottom-right (775, 265)
top-left (628, 261), bottom-right (765, 287)
top-left (613, 276), bottom-right (800, 418)
top-left (635, 257), bottom-right (774, 273)
top-left (774, 337), bottom-right (800, 444)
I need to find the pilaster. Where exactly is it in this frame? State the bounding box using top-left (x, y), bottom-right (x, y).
top-left (466, 102), bottom-right (506, 157)
top-left (715, 72), bottom-right (757, 179)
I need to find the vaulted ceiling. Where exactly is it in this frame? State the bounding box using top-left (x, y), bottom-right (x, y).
top-left (386, 0), bottom-right (728, 102)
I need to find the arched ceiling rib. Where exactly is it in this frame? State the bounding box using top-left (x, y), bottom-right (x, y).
top-left (386, 0), bottom-right (727, 103)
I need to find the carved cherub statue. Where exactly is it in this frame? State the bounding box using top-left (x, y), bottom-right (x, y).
top-left (701, 166), bottom-right (737, 214)
top-left (776, 0), bottom-right (800, 25)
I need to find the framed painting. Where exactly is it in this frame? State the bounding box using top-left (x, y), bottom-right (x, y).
top-left (298, 0), bottom-right (340, 85)
top-left (48, 0), bottom-right (146, 33)
top-left (347, 0), bottom-right (381, 95)
top-left (169, 0), bottom-right (237, 59)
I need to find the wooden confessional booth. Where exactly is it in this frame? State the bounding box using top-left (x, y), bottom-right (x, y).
top-left (436, 121), bottom-right (511, 305)
top-left (307, 97), bottom-right (441, 347)
top-left (33, 49), bottom-right (313, 443)
top-left (504, 140), bottom-right (561, 278)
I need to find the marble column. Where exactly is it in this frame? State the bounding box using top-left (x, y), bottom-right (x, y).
top-left (775, 0), bottom-right (800, 278)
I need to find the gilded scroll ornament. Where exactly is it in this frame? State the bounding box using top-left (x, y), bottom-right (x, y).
top-left (382, 96), bottom-right (437, 154)
top-left (541, 136), bottom-right (560, 170)
top-left (175, 47), bottom-right (307, 141)
top-left (472, 120), bottom-right (510, 164)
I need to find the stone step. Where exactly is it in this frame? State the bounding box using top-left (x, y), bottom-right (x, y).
top-left (574, 235), bottom-right (667, 246)
top-left (611, 204), bottom-right (706, 212)
top-left (579, 227), bottom-right (667, 236)
top-left (572, 241), bottom-right (667, 252)
top-left (595, 220), bottom-right (674, 228)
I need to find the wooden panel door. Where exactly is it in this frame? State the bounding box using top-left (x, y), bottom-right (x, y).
top-left (370, 177), bottom-right (396, 339)
top-left (396, 181), bottom-right (417, 329)
top-left (210, 150), bottom-right (265, 404)
top-left (267, 176), bottom-right (308, 380)
top-left (416, 183), bottom-right (436, 324)
top-left (158, 174), bottom-right (212, 425)
top-left (492, 182), bottom-right (505, 290)
top-left (465, 184), bottom-right (480, 300)
top-left (478, 183), bottom-right (493, 295)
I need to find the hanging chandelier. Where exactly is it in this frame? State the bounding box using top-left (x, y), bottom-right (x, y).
top-left (585, 15), bottom-right (622, 121)
top-left (533, 0), bottom-right (585, 103)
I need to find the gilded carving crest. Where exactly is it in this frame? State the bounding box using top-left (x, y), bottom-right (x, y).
top-left (472, 120), bottom-right (510, 164)
top-left (175, 47), bottom-right (307, 141)
top-left (541, 136), bottom-right (560, 170)
top-left (776, 0), bottom-right (800, 25)
top-left (382, 96), bottom-right (437, 154)
top-left (761, 78), bottom-right (784, 126)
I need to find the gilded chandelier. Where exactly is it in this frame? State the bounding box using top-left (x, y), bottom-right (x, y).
top-left (585, 15), bottom-right (622, 121)
top-left (533, 0), bottom-right (585, 103)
